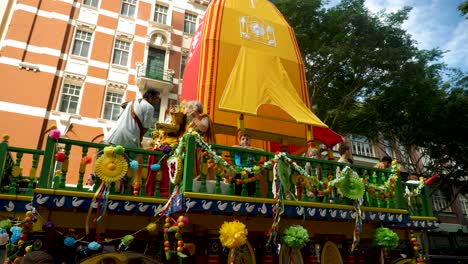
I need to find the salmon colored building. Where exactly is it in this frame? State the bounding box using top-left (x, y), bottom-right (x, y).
top-left (0, 0), bottom-right (210, 182)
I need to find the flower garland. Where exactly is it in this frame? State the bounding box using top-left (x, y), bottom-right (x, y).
top-left (365, 161), bottom-right (400, 201)
top-left (163, 215), bottom-right (189, 261)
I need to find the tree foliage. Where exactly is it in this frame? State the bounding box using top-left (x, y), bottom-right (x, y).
top-left (275, 0), bottom-right (468, 187)
top-left (459, 0), bottom-right (468, 18)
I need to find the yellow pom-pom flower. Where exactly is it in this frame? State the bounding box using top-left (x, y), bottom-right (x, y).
top-left (103, 146), bottom-right (114, 157)
top-left (219, 221), bottom-right (248, 249)
top-left (2, 134), bottom-right (9, 142)
top-left (146, 223), bottom-right (157, 232)
top-left (12, 166), bottom-right (23, 177)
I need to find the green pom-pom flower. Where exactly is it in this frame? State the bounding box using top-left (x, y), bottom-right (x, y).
top-left (122, 235), bottom-right (134, 245)
top-left (282, 225), bottom-right (310, 249)
top-left (0, 220), bottom-right (12, 229)
top-left (114, 145), bottom-right (126, 155)
top-left (373, 227), bottom-right (399, 250)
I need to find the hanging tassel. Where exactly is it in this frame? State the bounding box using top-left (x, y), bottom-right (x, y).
top-left (351, 200), bottom-right (362, 252)
top-left (86, 182), bottom-right (105, 235)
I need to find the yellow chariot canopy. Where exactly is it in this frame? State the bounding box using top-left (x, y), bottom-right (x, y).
top-left (182, 0), bottom-right (332, 143)
top-left (219, 47), bottom-right (327, 127)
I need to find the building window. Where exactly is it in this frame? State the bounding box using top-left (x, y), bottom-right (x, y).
top-left (180, 53), bottom-right (187, 79)
top-left (154, 4), bottom-right (168, 24)
top-left (120, 0), bottom-right (137, 17)
top-left (103, 91), bottom-right (123, 121)
top-left (71, 30), bottom-right (92, 57)
top-left (459, 195), bottom-right (468, 215)
top-left (112, 40), bottom-right (130, 66)
top-left (59, 83), bottom-right (81, 114)
top-left (82, 0), bottom-right (99, 8)
top-left (432, 190), bottom-right (453, 213)
top-left (184, 13), bottom-right (197, 34)
top-left (350, 135), bottom-right (375, 157)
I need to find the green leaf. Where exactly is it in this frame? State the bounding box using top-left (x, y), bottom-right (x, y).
top-left (168, 226), bottom-right (179, 232)
top-left (177, 252), bottom-right (188, 258)
top-left (165, 251), bottom-right (171, 260)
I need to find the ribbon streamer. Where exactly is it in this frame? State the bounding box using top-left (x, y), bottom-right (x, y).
top-left (351, 200), bottom-right (362, 252)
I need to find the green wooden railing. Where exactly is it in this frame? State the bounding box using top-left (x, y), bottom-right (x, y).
top-left (0, 140), bottom-right (44, 195)
top-left (0, 136), bottom-right (435, 216)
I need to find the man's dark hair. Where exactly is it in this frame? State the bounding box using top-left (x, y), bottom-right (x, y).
top-left (338, 143), bottom-right (350, 155)
top-left (382, 156), bottom-right (392, 163)
top-left (143, 88), bottom-right (160, 100)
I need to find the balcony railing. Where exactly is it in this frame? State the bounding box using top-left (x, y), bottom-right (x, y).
top-left (136, 63), bottom-right (174, 83)
top-left (0, 134), bottom-right (435, 220)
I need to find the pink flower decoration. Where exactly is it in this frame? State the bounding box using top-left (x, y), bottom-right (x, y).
top-left (49, 129), bottom-right (61, 140)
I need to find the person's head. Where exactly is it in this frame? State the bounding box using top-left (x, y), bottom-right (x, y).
top-left (305, 147), bottom-right (320, 159)
top-left (185, 101), bottom-right (203, 117)
top-left (238, 131), bottom-right (251, 147)
top-left (338, 143), bottom-right (350, 157)
top-left (381, 156), bottom-right (392, 167)
top-left (87, 173), bottom-right (96, 186)
top-left (143, 88), bottom-right (161, 106)
top-left (21, 251), bottom-right (54, 264)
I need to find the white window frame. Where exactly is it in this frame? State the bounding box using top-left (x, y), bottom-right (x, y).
top-left (111, 39), bottom-right (131, 67)
top-left (432, 190), bottom-right (453, 213)
top-left (82, 0), bottom-right (99, 8)
top-left (120, 0), bottom-right (137, 18)
top-left (350, 135), bottom-right (375, 157)
top-left (57, 82), bottom-right (83, 115)
top-left (153, 3), bottom-right (168, 24)
top-left (71, 29), bottom-right (93, 58)
top-left (180, 50), bottom-right (188, 79)
top-left (102, 89), bottom-right (124, 121)
top-left (184, 13), bottom-right (197, 34)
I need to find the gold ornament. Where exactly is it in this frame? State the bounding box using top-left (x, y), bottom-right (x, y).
top-left (94, 153), bottom-right (128, 183)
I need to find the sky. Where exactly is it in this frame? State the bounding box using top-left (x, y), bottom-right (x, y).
top-left (327, 0), bottom-right (468, 72)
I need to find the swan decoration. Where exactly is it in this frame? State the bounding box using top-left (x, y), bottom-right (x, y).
top-left (339, 210), bottom-right (347, 219)
top-left (232, 202), bottom-right (242, 212)
top-left (202, 200), bottom-right (213, 210)
top-left (308, 208), bottom-right (316, 217)
top-left (245, 203), bottom-right (255, 213)
top-left (217, 201), bottom-right (228, 211)
top-left (72, 197), bottom-right (85, 207)
top-left (54, 196), bottom-right (65, 207)
top-left (258, 203), bottom-right (267, 214)
top-left (124, 201), bottom-right (136, 211)
top-left (296, 207), bottom-right (304, 216)
top-left (108, 200), bottom-right (119, 210)
top-left (4, 201), bottom-right (14, 212)
top-left (25, 203), bottom-right (33, 211)
top-left (36, 194), bottom-right (50, 205)
top-left (152, 204), bottom-right (163, 214)
top-left (138, 202), bottom-right (149, 213)
top-left (185, 198), bottom-right (197, 209)
top-left (86, 145), bottom-right (128, 235)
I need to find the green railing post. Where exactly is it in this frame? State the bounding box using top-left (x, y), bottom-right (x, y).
top-left (26, 153), bottom-right (40, 195)
top-left (422, 186), bottom-right (433, 217)
top-left (60, 143), bottom-right (71, 189)
top-left (0, 140), bottom-right (8, 188)
top-left (77, 146), bottom-right (88, 191)
top-left (181, 135), bottom-right (195, 193)
top-left (39, 137), bottom-right (57, 188)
